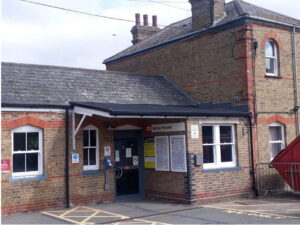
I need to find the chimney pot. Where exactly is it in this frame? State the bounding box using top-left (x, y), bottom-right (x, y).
top-left (135, 13), bottom-right (141, 25)
top-left (152, 15), bottom-right (157, 27)
top-left (143, 14), bottom-right (149, 26)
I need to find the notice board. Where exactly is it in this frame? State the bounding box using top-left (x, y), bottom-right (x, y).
top-left (154, 136), bottom-right (170, 171)
top-left (144, 137), bottom-right (155, 168)
top-left (170, 135), bottom-right (187, 172)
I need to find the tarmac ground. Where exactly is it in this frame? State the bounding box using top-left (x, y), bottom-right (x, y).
top-left (2, 194), bottom-right (300, 224)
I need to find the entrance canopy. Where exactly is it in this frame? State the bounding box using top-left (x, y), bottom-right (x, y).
top-left (70, 101), bottom-right (249, 118)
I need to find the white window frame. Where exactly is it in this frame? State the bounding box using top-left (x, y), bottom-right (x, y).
top-left (265, 39), bottom-right (279, 77)
top-left (11, 125), bottom-right (43, 177)
top-left (269, 122), bottom-right (285, 160)
top-left (83, 125), bottom-right (99, 171)
top-left (202, 124), bottom-right (236, 169)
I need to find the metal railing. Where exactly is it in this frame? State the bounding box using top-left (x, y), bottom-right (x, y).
top-left (255, 163), bottom-right (300, 195)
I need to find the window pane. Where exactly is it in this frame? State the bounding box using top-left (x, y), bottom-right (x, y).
top-left (90, 130), bottom-right (96, 146)
top-left (202, 126), bottom-right (213, 144)
top-left (83, 130), bottom-right (89, 147)
top-left (83, 149), bottom-right (89, 165)
top-left (13, 154), bottom-right (25, 172)
top-left (269, 126), bottom-right (282, 141)
top-left (265, 41), bottom-right (275, 57)
top-left (89, 148), bottom-right (96, 165)
top-left (221, 145), bottom-right (233, 162)
top-left (220, 126), bottom-right (232, 143)
top-left (271, 143), bottom-right (283, 158)
top-left (203, 145), bottom-right (214, 163)
top-left (26, 153), bottom-right (38, 171)
top-left (27, 132), bottom-right (39, 150)
top-left (13, 133), bottom-right (26, 151)
top-left (266, 58), bottom-right (275, 74)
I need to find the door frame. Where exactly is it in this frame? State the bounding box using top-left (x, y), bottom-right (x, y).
top-left (114, 130), bottom-right (144, 200)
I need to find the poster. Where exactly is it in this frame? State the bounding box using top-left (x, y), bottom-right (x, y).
top-left (144, 137), bottom-right (155, 156)
top-left (155, 136), bottom-right (170, 171)
top-left (144, 137), bottom-right (155, 168)
top-left (1, 159), bottom-right (10, 173)
top-left (133, 155), bottom-right (139, 166)
top-left (144, 157), bottom-right (155, 168)
top-left (72, 153), bottom-right (79, 164)
top-left (170, 135), bottom-right (187, 172)
top-left (191, 125), bottom-right (199, 139)
top-left (104, 146), bottom-right (111, 156)
top-left (115, 150), bottom-right (120, 162)
top-left (126, 148), bottom-right (132, 158)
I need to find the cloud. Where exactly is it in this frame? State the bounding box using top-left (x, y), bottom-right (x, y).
top-left (1, 0), bottom-right (299, 70)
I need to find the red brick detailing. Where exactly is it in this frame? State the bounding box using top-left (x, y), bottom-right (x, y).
top-left (2, 116), bottom-right (47, 129)
top-left (260, 31), bottom-right (283, 51)
top-left (2, 199), bottom-right (64, 215)
top-left (257, 115), bottom-right (293, 125)
top-left (2, 116), bottom-right (65, 129)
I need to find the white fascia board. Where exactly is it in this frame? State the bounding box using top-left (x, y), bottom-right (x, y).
top-left (197, 117), bottom-right (242, 124)
top-left (73, 106), bottom-right (187, 119)
top-left (1, 107), bottom-right (65, 113)
top-left (73, 106), bottom-right (108, 117)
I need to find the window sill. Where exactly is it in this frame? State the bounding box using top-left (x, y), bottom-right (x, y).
top-left (9, 174), bottom-right (48, 182)
top-left (80, 170), bottom-right (104, 176)
top-left (202, 167), bottom-right (241, 173)
top-left (265, 74), bottom-right (281, 79)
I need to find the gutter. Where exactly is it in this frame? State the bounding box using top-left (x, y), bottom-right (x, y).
top-left (292, 26), bottom-right (300, 136)
top-left (105, 16), bottom-right (300, 65)
top-left (1, 103), bottom-right (71, 109)
top-left (248, 115), bottom-right (258, 196)
top-left (65, 108), bottom-right (70, 208)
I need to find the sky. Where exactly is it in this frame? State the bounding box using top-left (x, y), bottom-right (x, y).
top-left (2, 0), bottom-right (300, 70)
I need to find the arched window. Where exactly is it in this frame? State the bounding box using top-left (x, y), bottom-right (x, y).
top-left (12, 125), bottom-right (43, 176)
top-left (265, 39), bottom-right (279, 76)
top-left (83, 125), bottom-right (99, 170)
top-left (269, 122), bottom-right (285, 160)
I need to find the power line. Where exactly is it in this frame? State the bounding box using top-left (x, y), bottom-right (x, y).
top-left (128, 0), bottom-right (189, 11)
top-left (15, 0), bottom-right (167, 27)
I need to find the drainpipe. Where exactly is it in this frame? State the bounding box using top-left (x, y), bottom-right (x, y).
top-left (292, 26), bottom-right (300, 136)
top-left (65, 108), bottom-right (70, 208)
top-left (248, 115), bottom-right (258, 196)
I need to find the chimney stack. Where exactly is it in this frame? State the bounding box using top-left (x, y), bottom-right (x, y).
top-left (152, 15), bottom-right (157, 27)
top-left (143, 14), bottom-right (149, 26)
top-left (135, 13), bottom-right (141, 25)
top-left (131, 13), bottom-right (161, 45)
top-left (189, 0), bottom-right (225, 31)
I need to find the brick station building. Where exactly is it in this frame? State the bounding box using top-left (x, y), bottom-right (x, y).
top-left (1, 0), bottom-right (300, 215)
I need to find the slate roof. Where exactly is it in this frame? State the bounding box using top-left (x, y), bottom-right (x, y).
top-left (1, 62), bottom-right (195, 106)
top-left (104, 0), bottom-right (300, 63)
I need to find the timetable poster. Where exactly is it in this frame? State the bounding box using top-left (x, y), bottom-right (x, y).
top-left (170, 135), bottom-right (187, 172)
top-left (154, 136), bottom-right (170, 171)
top-left (144, 137), bottom-right (155, 168)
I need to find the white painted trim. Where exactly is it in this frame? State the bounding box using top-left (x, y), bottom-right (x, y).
top-left (198, 117), bottom-right (241, 124)
top-left (11, 125), bottom-right (43, 177)
top-left (202, 124), bottom-right (237, 169)
top-left (1, 107), bottom-right (65, 113)
top-left (83, 125), bottom-right (100, 171)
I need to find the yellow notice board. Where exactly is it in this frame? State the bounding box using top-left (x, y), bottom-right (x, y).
top-left (144, 137), bottom-right (155, 157)
top-left (144, 137), bottom-right (155, 168)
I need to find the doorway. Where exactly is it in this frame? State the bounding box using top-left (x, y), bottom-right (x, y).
top-left (114, 131), bottom-right (144, 199)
